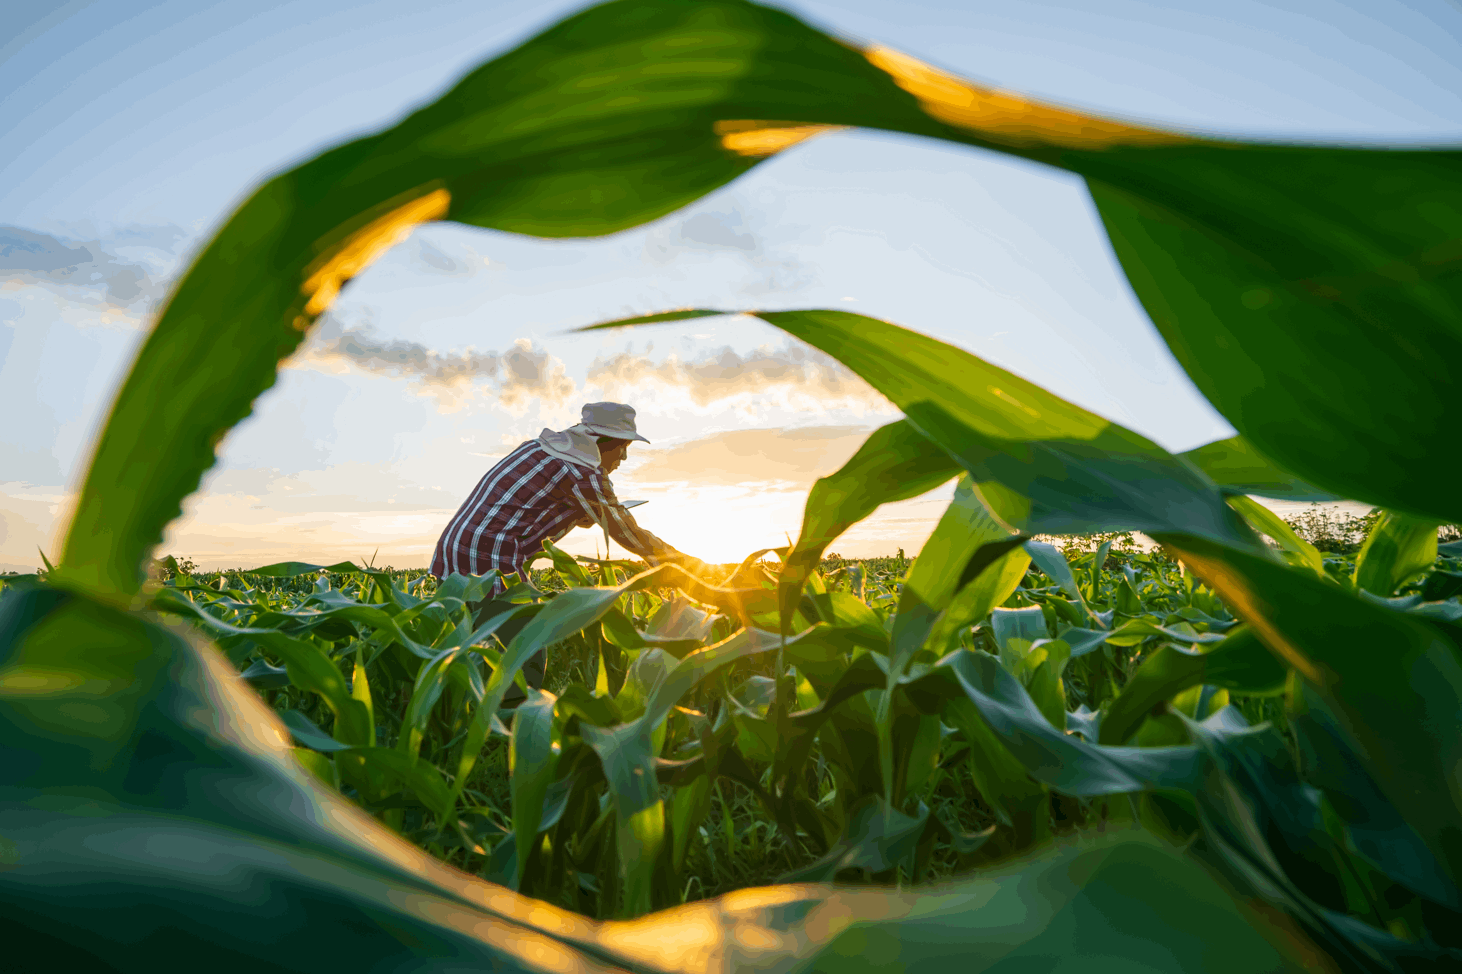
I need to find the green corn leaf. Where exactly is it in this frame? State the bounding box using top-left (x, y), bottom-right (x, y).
top-left (778, 795), bottom-right (928, 883)
top-left (989, 606), bottom-right (1049, 651)
top-left (1176, 708), bottom-right (1445, 968)
top-left (1086, 149), bottom-right (1461, 524)
top-left (875, 479), bottom-right (1029, 812)
top-left (1180, 437), bottom-right (1340, 502)
top-left (152, 591), bottom-right (372, 746)
top-left (803, 593), bottom-right (888, 654)
top-left (154, 584), bottom-right (450, 663)
top-left (781, 626), bottom-right (871, 690)
top-left (240, 658), bottom-right (291, 690)
top-left (1086, 540), bottom-right (1113, 601)
top-left (925, 545), bottom-right (1030, 657)
top-left (895, 475), bottom-right (1024, 671)
top-left (669, 774), bottom-right (711, 877)
top-left (449, 565), bottom-right (752, 810)
top-left (351, 642), bottom-right (374, 741)
top-left (1353, 511), bottom-right (1440, 596)
top-left (600, 607), bottom-right (647, 650)
top-left (1227, 495), bottom-right (1328, 578)
top-left (774, 650), bottom-right (887, 792)
top-left (794, 831), bottom-right (1347, 974)
top-left (639, 627), bottom-right (792, 733)
top-left (509, 689), bottom-right (560, 891)
top-left (280, 710), bottom-right (353, 752)
top-left (1099, 627), bottom-right (1288, 745)
top-left (1291, 682), bottom-right (1459, 911)
top-left (1163, 533), bottom-right (1462, 897)
top-left (399, 649), bottom-right (462, 762)
top-left (579, 719), bottom-right (664, 917)
top-left (1102, 617), bottom-right (1229, 647)
top-left (541, 540), bottom-right (594, 587)
top-left (337, 747), bottom-right (455, 823)
top-left (643, 597), bottom-right (720, 650)
top-left (941, 649), bottom-right (1205, 796)
top-left (1116, 570), bottom-right (1145, 615)
top-left (1022, 540), bottom-right (1109, 629)
top-left (1022, 541), bottom-right (1084, 605)
top-left (614, 648), bottom-right (677, 725)
top-left (555, 683), bottom-right (620, 728)
top-left (585, 626), bottom-right (807, 912)
top-left (292, 747), bottom-right (336, 788)
top-left (776, 420), bottom-right (959, 631)
top-left (1022, 639), bottom-right (1072, 731)
top-left (1054, 627), bottom-right (1112, 659)
top-left (433, 570), bottom-right (504, 608)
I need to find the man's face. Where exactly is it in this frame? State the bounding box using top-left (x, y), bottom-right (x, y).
top-left (600, 440), bottom-right (630, 474)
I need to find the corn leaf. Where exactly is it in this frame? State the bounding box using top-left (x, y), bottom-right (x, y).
top-left (777, 419), bottom-right (960, 631)
top-left (509, 689), bottom-right (559, 891)
top-left (1099, 628), bottom-right (1288, 745)
top-left (1162, 533), bottom-right (1462, 896)
top-left (1181, 436), bottom-right (1339, 502)
top-left (1353, 511), bottom-right (1440, 596)
top-left (1227, 495), bottom-right (1328, 578)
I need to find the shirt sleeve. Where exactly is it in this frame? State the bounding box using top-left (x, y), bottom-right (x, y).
top-left (570, 471), bottom-right (673, 560)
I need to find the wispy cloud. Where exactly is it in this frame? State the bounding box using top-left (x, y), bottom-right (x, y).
top-left (0, 224), bottom-right (178, 309)
top-left (300, 315), bottom-right (575, 412)
top-left (586, 340), bottom-right (889, 411)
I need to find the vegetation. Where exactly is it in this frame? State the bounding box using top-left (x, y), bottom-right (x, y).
top-left (41, 524), bottom-right (1440, 924)
top-left (3, 0), bottom-right (1460, 970)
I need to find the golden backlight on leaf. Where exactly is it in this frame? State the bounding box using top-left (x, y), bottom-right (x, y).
top-left (301, 187), bottom-right (451, 317)
top-left (865, 45), bottom-right (1192, 151)
top-left (715, 120), bottom-right (845, 157)
top-left (1161, 542), bottom-right (1326, 686)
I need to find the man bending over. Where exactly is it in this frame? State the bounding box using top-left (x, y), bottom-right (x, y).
top-left (431, 401), bottom-right (694, 586)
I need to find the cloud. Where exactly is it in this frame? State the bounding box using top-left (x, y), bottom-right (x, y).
top-left (300, 315), bottom-right (575, 412)
top-left (586, 339), bottom-right (889, 411)
top-left (498, 337), bottom-right (575, 409)
top-left (623, 425), bottom-right (875, 487)
top-left (0, 224), bottom-right (175, 308)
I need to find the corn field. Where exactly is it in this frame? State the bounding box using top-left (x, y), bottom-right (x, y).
top-left (3, 0), bottom-right (1460, 971)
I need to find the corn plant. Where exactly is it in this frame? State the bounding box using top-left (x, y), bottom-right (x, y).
top-left (3, 0), bottom-right (1460, 970)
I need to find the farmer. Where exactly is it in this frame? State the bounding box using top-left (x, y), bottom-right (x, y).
top-left (430, 403), bottom-right (696, 692)
top-left (432, 401), bottom-right (694, 582)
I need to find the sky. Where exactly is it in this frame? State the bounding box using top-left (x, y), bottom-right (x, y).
top-left (3, 0), bottom-right (1460, 573)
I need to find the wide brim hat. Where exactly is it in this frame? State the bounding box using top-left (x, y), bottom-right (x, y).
top-left (578, 401), bottom-right (650, 443)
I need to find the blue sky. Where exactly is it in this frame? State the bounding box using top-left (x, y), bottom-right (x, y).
top-left (3, 0), bottom-right (1459, 571)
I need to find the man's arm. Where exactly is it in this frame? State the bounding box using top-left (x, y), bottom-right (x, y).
top-left (570, 474), bottom-right (683, 563)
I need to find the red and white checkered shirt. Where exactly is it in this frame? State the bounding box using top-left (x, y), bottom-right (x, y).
top-left (430, 439), bottom-right (670, 580)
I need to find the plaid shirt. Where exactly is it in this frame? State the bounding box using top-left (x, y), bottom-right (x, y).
top-left (430, 439), bottom-right (670, 580)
